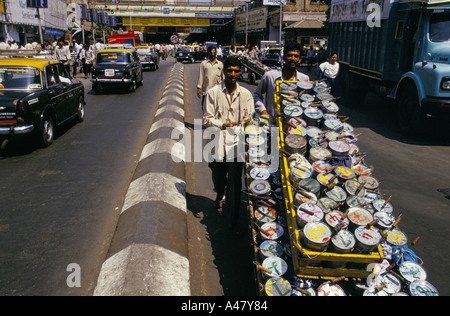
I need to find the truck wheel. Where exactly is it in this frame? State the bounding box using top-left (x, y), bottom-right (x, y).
top-left (130, 78), bottom-right (137, 92)
top-left (75, 96), bottom-right (85, 123)
top-left (396, 83), bottom-right (426, 137)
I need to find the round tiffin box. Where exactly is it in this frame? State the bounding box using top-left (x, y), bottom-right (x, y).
top-left (285, 134), bottom-right (307, 155)
top-left (347, 207), bottom-right (374, 227)
top-left (331, 229), bottom-right (355, 254)
top-left (255, 206), bottom-right (277, 226)
top-left (328, 140), bottom-right (350, 156)
top-left (262, 256), bottom-right (288, 279)
top-left (297, 202), bottom-right (324, 227)
top-left (398, 261), bottom-right (427, 283)
top-left (372, 198), bottom-right (394, 213)
top-left (259, 240), bottom-right (284, 260)
top-left (309, 147), bottom-right (332, 163)
top-left (317, 282), bottom-right (346, 296)
top-left (409, 280), bottom-right (439, 296)
top-left (317, 197), bottom-right (337, 214)
top-left (385, 227), bottom-right (408, 246)
top-left (312, 160), bottom-right (333, 175)
top-left (260, 222), bottom-right (284, 242)
top-left (375, 273), bottom-right (403, 295)
top-left (299, 178), bottom-right (321, 194)
top-left (354, 226), bottom-right (381, 253)
top-left (373, 211), bottom-right (396, 230)
top-left (265, 277), bottom-right (292, 296)
top-left (325, 210), bottom-right (350, 230)
top-left (250, 167), bottom-right (271, 181)
top-left (302, 222), bottom-right (331, 251)
top-left (304, 107), bottom-right (324, 127)
top-left (335, 166), bottom-right (356, 181)
top-left (249, 179), bottom-right (271, 196)
top-left (325, 185), bottom-right (347, 203)
top-left (359, 175), bottom-right (380, 190)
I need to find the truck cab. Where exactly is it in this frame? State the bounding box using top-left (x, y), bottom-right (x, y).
top-left (393, 5), bottom-right (450, 134)
top-left (328, 0), bottom-right (450, 136)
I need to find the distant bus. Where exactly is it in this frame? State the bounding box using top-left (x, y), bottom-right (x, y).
top-left (108, 31), bottom-right (144, 47)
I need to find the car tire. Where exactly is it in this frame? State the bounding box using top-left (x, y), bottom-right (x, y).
top-left (75, 96), bottom-right (85, 123)
top-left (40, 114), bottom-right (54, 148)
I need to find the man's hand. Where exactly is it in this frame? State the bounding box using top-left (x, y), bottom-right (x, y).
top-left (222, 122), bottom-right (238, 129)
top-left (197, 88), bottom-right (202, 98)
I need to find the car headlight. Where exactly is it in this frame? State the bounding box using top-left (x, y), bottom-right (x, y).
top-left (442, 77), bottom-right (450, 90)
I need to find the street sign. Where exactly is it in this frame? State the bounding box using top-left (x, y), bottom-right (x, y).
top-left (26, 0), bottom-right (48, 8)
top-left (170, 34), bottom-right (179, 44)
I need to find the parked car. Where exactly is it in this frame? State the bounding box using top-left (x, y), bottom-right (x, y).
top-left (176, 45), bottom-right (206, 63)
top-left (261, 47), bottom-right (283, 68)
top-left (91, 48), bottom-right (144, 94)
top-left (0, 58), bottom-right (85, 148)
top-left (136, 46), bottom-right (159, 71)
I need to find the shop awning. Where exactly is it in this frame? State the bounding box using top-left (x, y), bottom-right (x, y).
top-left (285, 19), bottom-right (324, 29)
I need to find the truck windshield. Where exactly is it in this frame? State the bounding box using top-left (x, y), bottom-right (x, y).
top-left (430, 12), bottom-right (450, 42)
top-left (0, 67), bottom-right (42, 91)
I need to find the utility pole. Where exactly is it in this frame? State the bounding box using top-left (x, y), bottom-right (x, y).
top-left (36, 7), bottom-right (44, 44)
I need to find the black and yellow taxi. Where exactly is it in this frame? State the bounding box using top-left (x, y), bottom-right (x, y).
top-left (0, 58), bottom-right (86, 148)
top-left (136, 46), bottom-right (159, 71)
top-left (91, 48), bottom-right (144, 94)
top-left (176, 45), bottom-right (206, 63)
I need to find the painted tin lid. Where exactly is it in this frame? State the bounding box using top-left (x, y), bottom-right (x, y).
top-left (265, 278), bottom-right (292, 296)
top-left (249, 179), bottom-right (271, 195)
top-left (260, 222), bottom-right (284, 240)
top-left (331, 229), bottom-right (356, 251)
top-left (304, 107), bottom-right (324, 119)
top-left (255, 206), bottom-right (277, 224)
top-left (409, 281), bottom-right (439, 296)
top-left (348, 207), bottom-right (374, 226)
top-left (245, 124), bottom-right (264, 136)
top-left (373, 211), bottom-right (396, 229)
top-left (346, 195), bottom-right (369, 208)
top-left (247, 134), bottom-right (266, 147)
top-left (325, 210), bottom-right (350, 229)
top-left (317, 282), bottom-right (346, 296)
top-left (344, 179), bottom-right (365, 197)
top-left (312, 160), bottom-right (333, 175)
top-left (329, 140), bottom-right (350, 155)
top-left (291, 166), bottom-right (312, 180)
top-left (285, 134), bottom-right (307, 150)
top-left (297, 81), bottom-right (314, 90)
top-left (386, 228), bottom-right (408, 246)
top-left (299, 178), bottom-right (321, 194)
top-left (317, 173), bottom-right (338, 186)
top-left (335, 166), bottom-right (356, 180)
top-left (375, 273), bottom-right (403, 294)
top-left (324, 118), bottom-right (344, 131)
top-left (359, 175), bottom-right (380, 190)
top-left (280, 82), bottom-right (297, 90)
top-left (325, 185), bottom-right (348, 202)
top-left (262, 256), bottom-right (288, 278)
top-left (321, 100), bottom-right (339, 113)
top-left (352, 163), bottom-right (372, 176)
top-left (303, 222), bottom-right (331, 245)
top-left (294, 191), bottom-right (318, 204)
top-left (306, 126), bottom-right (323, 138)
top-left (292, 287), bottom-right (317, 296)
top-left (288, 117), bottom-right (307, 128)
top-left (300, 94), bottom-right (315, 102)
top-left (297, 203), bottom-right (324, 223)
top-left (372, 198), bottom-right (394, 213)
top-left (259, 240), bottom-right (284, 257)
top-left (399, 261), bottom-right (427, 283)
top-left (309, 147), bottom-right (332, 160)
top-left (250, 167), bottom-right (271, 181)
top-left (317, 197), bottom-right (336, 214)
top-left (288, 125), bottom-right (307, 136)
top-left (284, 104), bottom-right (303, 117)
top-left (354, 226), bottom-right (381, 246)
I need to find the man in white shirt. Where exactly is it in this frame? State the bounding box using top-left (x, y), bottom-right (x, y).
top-left (254, 43), bottom-right (310, 118)
top-left (203, 56), bottom-right (255, 235)
top-left (197, 46), bottom-right (224, 112)
top-left (319, 52), bottom-right (340, 97)
top-left (55, 39), bottom-right (71, 77)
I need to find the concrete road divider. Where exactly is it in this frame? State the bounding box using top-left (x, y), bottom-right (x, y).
top-left (94, 64), bottom-right (189, 296)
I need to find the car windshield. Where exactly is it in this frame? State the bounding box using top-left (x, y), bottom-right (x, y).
top-left (137, 48), bottom-right (154, 55)
top-left (182, 47), bottom-right (193, 52)
top-left (0, 67), bottom-right (42, 91)
top-left (97, 52), bottom-right (131, 63)
top-left (268, 49), bottom-right (282, 56)
top-left (430, 12), bottom-right (450, 42)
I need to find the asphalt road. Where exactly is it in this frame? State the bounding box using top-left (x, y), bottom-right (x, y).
top-left (0, 59), bottom-right (448, 296)
top-left (0, 60), bottom-right (172, 295)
